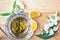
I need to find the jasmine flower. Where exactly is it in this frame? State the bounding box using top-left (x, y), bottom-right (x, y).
top-left (14, 1), bottom-right (24, 14)
top-left (48, 21), bottom-right (57, 25)
top-left (53, 26), bottom-right (58, 31)
top-left (49, 29), bottom-right (54, 36)
top-left (48, 23), bottom-right (53, 27)
top-left (48, 15), bottom-right (58, 22)
top-left (16, 1), bottom-right (24, 10)
top-left (43, 24), bottom-right (49, 33)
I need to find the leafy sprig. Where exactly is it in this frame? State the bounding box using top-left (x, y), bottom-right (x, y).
top-left (0, 0), bottom-right (19, 16)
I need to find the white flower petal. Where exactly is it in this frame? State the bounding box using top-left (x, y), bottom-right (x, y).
top-left (54, 22), bottom-right (58, 25)
top-left (14, 8), bottom-right (19, 14)
top-left (44, 24), bottom-right (49, 30)
top-left (48, 23), bottom-right (53, 27)
top-left (44, 24), bottom-right (49, 33)
top-left (16, 1), bottom-right (24, 9)
top-left (53, 27), bottom-right (58, 31)
top-left (49, 29), bottom-right (54, 36)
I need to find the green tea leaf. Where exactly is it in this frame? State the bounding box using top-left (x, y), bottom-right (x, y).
top-left (0, 13), bottom-right (11, 16)
top-left (13, 0), bottom-right (16, 10)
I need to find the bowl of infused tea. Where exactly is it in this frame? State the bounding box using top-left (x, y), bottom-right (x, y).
top-left (5, 12), bottom-right (34, 40)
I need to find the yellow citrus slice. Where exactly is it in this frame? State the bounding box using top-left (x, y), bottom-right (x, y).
top-left (31, 20), bottom-right (37, 32)
top-left (28, 11), bottom-right (40, 18)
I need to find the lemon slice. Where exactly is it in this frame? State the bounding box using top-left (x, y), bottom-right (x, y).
top-left (28, 11), bottom-right (40, 18)
top-left (31, 20), bottom-right (37, 32)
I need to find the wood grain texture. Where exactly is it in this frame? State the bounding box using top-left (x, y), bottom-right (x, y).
top-left (22, 0), bottom-right (60, 12)
top-left (0, 12), bottom-right (60, 40)
top-left (0, 0), bottom-right (60, 40)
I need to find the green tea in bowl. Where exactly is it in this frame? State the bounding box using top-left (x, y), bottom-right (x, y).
top-left (10, 17), bottom-right (27, 38)
top-left (5, 12), bottom-right (32, 40)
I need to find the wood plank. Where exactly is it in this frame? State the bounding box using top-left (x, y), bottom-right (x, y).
top-left (0, 0), bottom-right (60, 40)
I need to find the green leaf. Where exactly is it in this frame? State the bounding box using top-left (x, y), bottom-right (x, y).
top-left (12, 10), bottom-right (15, 14)
top-left (13, 0), bottom-right (16, 10)
top-left (12, 0), bottom-right (16, 13)
top-left (0, 13), bottom-right (11, 16)
top-left (36, 33), bottom-right (55, 39)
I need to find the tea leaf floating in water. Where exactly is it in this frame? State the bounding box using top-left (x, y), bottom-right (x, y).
top-left (10, 17), bottom-right (27, 38)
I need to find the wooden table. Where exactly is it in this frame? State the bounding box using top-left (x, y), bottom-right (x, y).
top-left (0, 0), bottom-right (60, 40)
top-left (0, 12), bottom-right (60, 40)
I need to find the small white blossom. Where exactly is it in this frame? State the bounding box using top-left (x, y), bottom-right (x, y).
top-left (14, 8), bottom-right (20, 14)
top-left (53, 26), bottom-right (58, 31)
top-left (44, 24), bottom-right (49, 33)
top-left (43, 12), bottom-right (59, 35)
top-left (49, 29), bottom-right (54, 36)
top-left (48, 13), bottom-right (59, 22)
top-left (48, 23), bottom-right (53, 27)
top-left (14, 1), bottom-right (24, 14)
top-left (16, 1), bottom-right (24, 9)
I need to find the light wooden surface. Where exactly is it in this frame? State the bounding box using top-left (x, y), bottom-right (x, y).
top-left (0, 12), bottom-right (60, 40)
top-left (0, 0), bottom-right (60, 40)
top-left (22, 0), bottom-right (60, 12)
